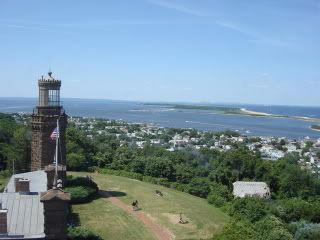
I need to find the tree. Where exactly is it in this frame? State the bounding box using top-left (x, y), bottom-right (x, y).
top-left (93, 151), bottom-right (113, 168)
top-left (144, 157), bottom-right (175, 180)
top-left (175, 164), bottom-right (195, 184)
top-left (0, 114), bottom-right (24, 171)
top-left (67, 152), bottom-right (87, 171)
top-left (294, 224), bottom-right (320, 240)
top-left (111, 146), bottom-right (136, 170)
top-left (67, 127), bottom-right (95, 168)
top-left (6, 127), bottom-right (31, 173)
top-left (275, 198), bottom-right (312, 223)
top-left (254, 216), bottom-right (293, 240)
top-left (278, 165), bottom-right (319, 199)
top-left (187, 178), bottom-right (210, 198)
top-left (208, 148), bottom-right (261, 187)
top-left (229, 197), bottom-right (268, 223)
top-left (130, 157), bottom-right (146, 174)
top-left (207, 182), bottom-right (233, 207)
top-left (214, 220), bottom-right (257, 240)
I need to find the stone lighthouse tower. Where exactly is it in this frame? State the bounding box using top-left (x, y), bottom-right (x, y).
top-left (31, 72), bottom-right (67, 171)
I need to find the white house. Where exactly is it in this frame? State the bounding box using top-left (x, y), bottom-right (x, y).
top-left (233, 181), bottom-right (271, 199)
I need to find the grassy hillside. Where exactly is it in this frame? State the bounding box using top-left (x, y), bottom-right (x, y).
top-left (69, 172), bottom-right (229, 240)
top-left (71, 197), bottom-right (155, 240)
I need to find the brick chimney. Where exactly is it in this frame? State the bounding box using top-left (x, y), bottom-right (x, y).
top-left (45, 164), bottom-right (67, 190)
top-left (0, 202), bottom-right (8, 234)
top-left (15, 178), bottom-right (30, 193)
top-left (40, 189), bottom-right (70, 240)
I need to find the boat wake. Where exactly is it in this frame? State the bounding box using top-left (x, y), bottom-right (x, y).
top-left (185, 120), bottom-right (226, 127)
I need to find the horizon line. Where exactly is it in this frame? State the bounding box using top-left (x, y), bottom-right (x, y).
top-left (0, 96), bottom-right (319, 108)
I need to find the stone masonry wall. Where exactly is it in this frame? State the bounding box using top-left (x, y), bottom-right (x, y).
top-left (31, 111), bottom-right (67, 171)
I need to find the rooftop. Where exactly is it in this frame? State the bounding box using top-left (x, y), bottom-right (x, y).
top-left (233, 181), bottom-right (270, 198)
top-left (5, 171), bottom-right (47, 193)
top-left (0, 193), bottom-right (44, 239)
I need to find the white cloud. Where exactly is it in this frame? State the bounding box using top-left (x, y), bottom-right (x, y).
top-left (215, 20), bottom-right (293, 48)
top-left (215, 20), bottom-right (258, 38)
top-left (146, 0), bottom-right (207, 17)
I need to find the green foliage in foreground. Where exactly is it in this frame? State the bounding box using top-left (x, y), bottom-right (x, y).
top-left (229, 196), bottom-right (268, 223)
top-left (291, 223), bottom-right (320, 240)
top-left (254, 216), bottom-right (294, 240)
top-left (213, 221), bottom-right (257, 240)
top-left (215, 216), bottom-right (294, 240)
top-left (67, 226), bottom-right (102, 240)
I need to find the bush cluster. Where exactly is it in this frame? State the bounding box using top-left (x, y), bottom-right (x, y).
top-left (67, 226), bottom-right (102, 240)
top-left (65, 176), bottom-right (99, 203)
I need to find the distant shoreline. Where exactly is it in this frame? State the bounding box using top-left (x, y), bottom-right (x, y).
top-left (238, 108), bottom-right (273, 117)
top-left (144, 103), bottom-right (320, 123)
top-left (311, 125), bottom-right (320, 132)
top-left (237, 108), bottom-right (320, 123)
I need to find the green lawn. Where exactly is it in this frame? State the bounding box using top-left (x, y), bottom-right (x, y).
top-left (71, 197), bottom-right (155, 240)
top-left (70, 172), bottom-right (229, 240)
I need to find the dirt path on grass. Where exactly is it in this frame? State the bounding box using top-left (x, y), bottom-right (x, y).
top-left (99, 190), bottom-right (173, 240)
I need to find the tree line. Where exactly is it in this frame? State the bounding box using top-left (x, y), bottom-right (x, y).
top-left (0, 113), bottom-right (30, 174)
top-left (1, 114), bottom-right (320, 239)
top-left (65, 122), bottom-right (320, 239)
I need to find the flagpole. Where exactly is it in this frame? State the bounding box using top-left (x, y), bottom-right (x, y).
top-left (54, 118), bottom-right (59, 188)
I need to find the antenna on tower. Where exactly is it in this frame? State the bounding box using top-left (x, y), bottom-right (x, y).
top-left (48, 57), bottom-right (52, 74)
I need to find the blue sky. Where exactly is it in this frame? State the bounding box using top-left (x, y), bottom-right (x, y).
top-left (0, 0), bottom-right (319, 106)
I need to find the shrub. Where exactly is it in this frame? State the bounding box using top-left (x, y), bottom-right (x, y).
top-left (207, 194), bottom-right (226, 208)
top-left (155, 178), bottom-right (170, 187)
top-left (98, 169), bottom-right (143, 181)
top-left (0, 170), bottom-right (11, 178)
top-left (67, 226), bottom-right (102, 240)
top-left (66, 176), bottom-right (98, 190)
top-left (294, 223), bottom-right (320, 240)
top-left (87, 166), bottom-right (98, 172)
top-left (65, 176), bottom-right (98, 203)
top-left (209, 182), bottom-right (233, 201)
top-left (274, 198), bottom-right (312, 223)
top-left (144, 157), bottom-right (175, 181)
top-left (65, 186), bottom-right (96, 203)
top-left (187, 178), bottom-right (210, 198)
top-left (229, 197), bottom-right (268, 223)
top-left (170, 182), bottom-right (188, 192)
top-left (207, 182), bottom-right (233, 207)
top-left (214, 220), bottom-right (258, 240)
top-left (254, 216), bottom-right (293, 240)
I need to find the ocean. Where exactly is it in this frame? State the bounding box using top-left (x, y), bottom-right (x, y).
top-left (0, 97), bottom-right (320, 139)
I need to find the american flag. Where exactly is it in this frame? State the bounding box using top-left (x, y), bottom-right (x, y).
top-left (50, 127), bottom-right (59, 140)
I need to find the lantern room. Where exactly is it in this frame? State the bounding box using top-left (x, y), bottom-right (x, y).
top-left (38, 72), bottom-right (61, 107)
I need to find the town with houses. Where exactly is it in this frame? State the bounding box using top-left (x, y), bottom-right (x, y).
top-left (12, 112), bottom-right (320, 176)
top-left (0, 71), bottom-right (319, 239)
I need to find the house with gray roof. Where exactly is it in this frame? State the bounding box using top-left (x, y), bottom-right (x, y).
top-left (233, 181), bottom-right (271, 199)
top-left (0, 169), bottom-right (70, 239)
